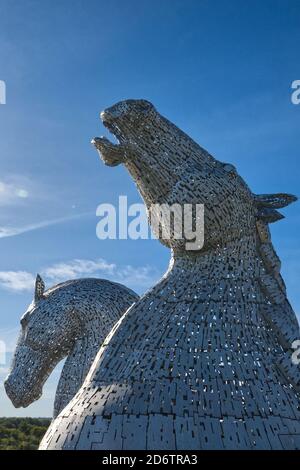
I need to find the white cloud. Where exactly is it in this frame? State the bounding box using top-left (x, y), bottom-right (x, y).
top-left (43, 258), bottom-right (116, 282)
top-left (0, 179), bottom-right (29, 206)
top-left (0, 271), bottom-right (35, 292)
top-left (43, 258), bottom-right (159, 291)
top-left (0, 258), bottom-right (161, 295)
top-left (115, 265), bottom-right (159, 289)
top-left (15, 189), bottom-right (29, 198)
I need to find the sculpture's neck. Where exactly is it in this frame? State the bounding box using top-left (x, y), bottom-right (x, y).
top-left (53, 316), bottom-right (104, 418)
top-left (69, 329), bottom-right (100, 377)
top-left (168, 233), bottom-right (260, 283)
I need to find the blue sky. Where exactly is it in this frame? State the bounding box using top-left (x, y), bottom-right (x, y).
top-left (0, 0), bottom-right (299, 417)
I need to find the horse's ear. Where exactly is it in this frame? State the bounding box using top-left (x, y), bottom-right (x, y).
top-left (34, 274), bottom-right (45, 301)
top-left (254, 193), bottom-right (297, 209)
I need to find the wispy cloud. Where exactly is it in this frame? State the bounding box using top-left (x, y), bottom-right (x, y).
top-left (115, 265), bottom-right (159, 289)
top-left (0, 178), bottom-right (29, 207)
top-left (0, 258), bottom-right (161, 295)
top-left (0, 271), bottom-right (35, 291)
top-left (0, 212), bottom-right (92, 239)
top-left (44, 258), bottom-right (116, 281)
top-left (44, 258), bottom-right (160, 292)
top-left (0, 173), bottom-right (94, 240)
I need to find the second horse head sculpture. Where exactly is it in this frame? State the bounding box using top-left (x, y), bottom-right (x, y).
top-left (5, 274), bottom-right (138, 418)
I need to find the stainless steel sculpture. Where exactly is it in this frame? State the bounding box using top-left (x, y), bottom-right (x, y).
top-left (5, 275), bottom-right (138, 418)
top-left (39, 99), bottom-right (299, 449)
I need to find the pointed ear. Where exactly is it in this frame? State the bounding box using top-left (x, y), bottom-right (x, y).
top-left (254, 193), bottom-right (297, 209)
top-left (34, 274), bottom-right (45, 301)
top-left (257, 208), bottom-right (285, 223)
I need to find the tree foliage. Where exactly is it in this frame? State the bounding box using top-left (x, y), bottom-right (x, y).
top-left (0, 418), bottom-right (51, 450)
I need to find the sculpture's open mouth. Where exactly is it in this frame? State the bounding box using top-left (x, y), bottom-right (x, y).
top-left (91, 136), bottom-right (123, 167)
top-left (91, 112), bottom-right (124, 167)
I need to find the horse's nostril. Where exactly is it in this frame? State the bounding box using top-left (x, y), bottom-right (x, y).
top-left (3, 376), bottom-right (11, 389)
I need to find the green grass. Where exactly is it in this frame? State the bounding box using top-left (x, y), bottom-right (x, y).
top-left (0, 417), bottom-right (51, 450)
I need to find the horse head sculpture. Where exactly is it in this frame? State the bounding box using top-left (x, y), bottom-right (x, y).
top-left (93, 100), bottom-right (300, 383)
top-left (94, 101), bottom-right (295, 252)
top-left (5, 275), bottom-right (138, 417)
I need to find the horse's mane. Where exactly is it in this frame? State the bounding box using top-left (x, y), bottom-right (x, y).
top-left (254, 192), bottom-right (300, 391)
top-left (44, 278), bottom-right (130, 296)
top-left (44, 279), bottom-right (79, 296)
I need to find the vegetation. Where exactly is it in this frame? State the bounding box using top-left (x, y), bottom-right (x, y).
top-left (0, 417), bottom-right (51, 450)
